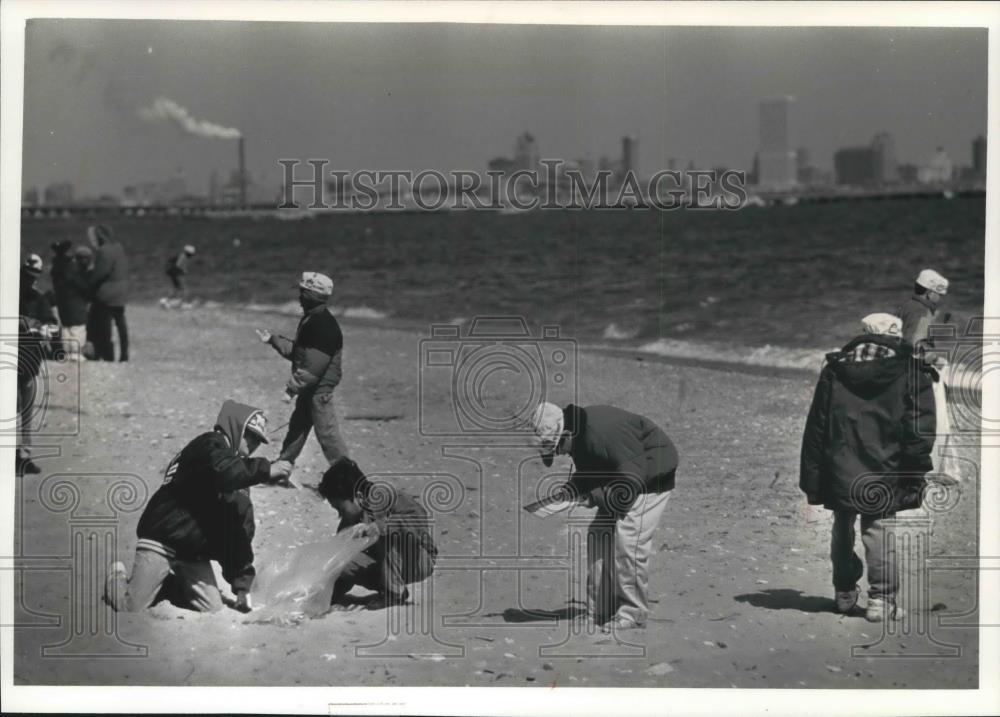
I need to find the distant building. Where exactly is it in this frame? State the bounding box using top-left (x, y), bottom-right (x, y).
top-left (621, 135), bottom-right (638, 180)
top-left (870, 132), bottom-right (898, 184)
top-left (918, 147), bottom-right (954, 184)
top-left (834, 147), bottom-right (878, 186)
top-left (972, 135), bottom-right (987, 179)
top-left (514, 131), bottom-right (539, 173)
top-left (747, 153), bottom-right (759, 185)
top-left (758, 96), bottom-right (797, 188)
top-left (23, 186), bottom-right (39, 207)
top-left (487, 156), bottom-right (517, 175)
top-left (43, 181), bottom-right (74, 206)
top-left (897, 163), bottom-right (919, 185)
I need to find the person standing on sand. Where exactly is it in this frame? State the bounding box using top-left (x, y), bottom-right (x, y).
top-left (104, 401), bottom-right (293, 613)
top-left (17, 254), bottom-right (60, 477)
top-left (50, 242), bottom-right (92, 362)
top-left (86, 224), bottom-right (129, 362)
top-left (255, 272), bottom-right (349, 473)
top-left (163, 244), bottom-right (196, 308)
top-left (318, 457), bottom-right (437, 610)
top-left (529, 402), bottom-right (679, 631)
top-left (799, 313), bottom-right (936, 623)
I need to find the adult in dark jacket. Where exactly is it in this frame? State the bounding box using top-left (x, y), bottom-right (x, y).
top-left (50, 242), bottom-right (92, 361)
top-left (894, 268), bottom-right (949, 349)
top-left (800, 313), bottom-right (936, 623)
top-left (318, 458), bottom-right (437, 609)
top-left (18, 255), bottom-right (59, 477)
top-left (104, 401), bottom-right (293, 612)
top-left (530, 402), bottom-right (679, 630)
top-left (87, 224), bottom-right (129, 361)
top-left (256, 271), bottom-right (349, 471)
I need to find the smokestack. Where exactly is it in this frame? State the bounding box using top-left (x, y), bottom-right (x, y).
top-left (237, 136), bottom-right (247, 206)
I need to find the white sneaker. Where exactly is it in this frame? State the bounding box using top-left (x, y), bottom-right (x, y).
top-left (865, 597), bottom-right (904, 623)
top-left (835, 586), bottom-right (860, 614)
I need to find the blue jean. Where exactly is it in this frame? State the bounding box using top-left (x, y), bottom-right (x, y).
top-left (831, 511), bottom-right (898, 599)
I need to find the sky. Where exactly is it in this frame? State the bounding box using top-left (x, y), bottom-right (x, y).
top-left (20, 20), bottom-right (989, 198)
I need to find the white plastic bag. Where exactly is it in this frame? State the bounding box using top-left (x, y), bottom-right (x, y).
top-left (248, 523), bottom-right (379, 625)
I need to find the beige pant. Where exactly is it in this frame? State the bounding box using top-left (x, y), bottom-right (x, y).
top-left (931, 378), bottom-right (960, 480)
top-left (587, 490), bottom-right (671, 625)
top-left (61, 325), bottom-right (86, 361)
top-left (105, 547), bottom-right (223, 612)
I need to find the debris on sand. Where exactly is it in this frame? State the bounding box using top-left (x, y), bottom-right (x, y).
top-left (646, 662), bottom-right (675, 675)
top-left (826, 664), bottom-right (842, 673)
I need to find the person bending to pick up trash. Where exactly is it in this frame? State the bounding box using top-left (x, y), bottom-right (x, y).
top-left (105, 401), bottom-right (293, 613)
top-left (799, 313), bottom-right (936, 623)
top-left (318, 457), bottom-right (437, 610)
top-left (529, 402), bottom-right (679, 631)
top-left (255, 271), bottom-right (349, 476)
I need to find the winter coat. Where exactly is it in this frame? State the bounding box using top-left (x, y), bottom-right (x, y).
top-left (89, 239), bottom-right (129, 306)
top-left (52, 260), bottom-right (91, 327)
top-left (268, 304), bottom-right (344, 395)
top-left (136, 400), bottom-right (271, 594)
top-left (18, 279), bottom-right (58, 382)
top-left (894, 294), bottom-right (937, 348)
top-left (799, 334), bottom-right (936, 515)
top-left (563, 404), bottom-right (679, 517)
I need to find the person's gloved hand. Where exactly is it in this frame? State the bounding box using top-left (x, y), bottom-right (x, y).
top-left (235, 591), bottom-right (253, 612)
top-left (254, 328), bottom-right (272, 343)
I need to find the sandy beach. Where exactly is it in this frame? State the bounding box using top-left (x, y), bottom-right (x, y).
top-left (13, 304), bottom-right (979, 688)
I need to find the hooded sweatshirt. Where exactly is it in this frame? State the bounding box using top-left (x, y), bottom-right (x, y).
top-left (136, 401), bottom-right (271, 594)
top-left (799, 335), bottom-right (936, 515)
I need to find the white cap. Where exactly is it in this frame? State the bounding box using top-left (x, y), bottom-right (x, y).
top-left (861, 312), bottom-right (902, 337)
top-left (183, 245), bottom-right (196, 255)
top-left (916, 269), bottom-right (948, 295)
top-left (244, 410), bottom-right (269, 444)
top-left (530, 402), bottom-right (564, 467)
top-left (23, 253), bottom-right (43, 274)
top-left (299, 271), bottom-right (334, 296)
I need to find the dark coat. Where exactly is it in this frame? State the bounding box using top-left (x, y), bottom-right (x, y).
top-left (799, 335), bottom-right (936, 515)
top-left (89, 240), bottom-right (129, 306)
top-left (136, 401), bottom-right (270, 593)
top-left (268, 304), bottom-right (344, 395)
top-left (564, 404), bottom-right (679, 516)
top-left (52, 260), bottom-right (91, 327)
top-left (18, 280), bottom-right (57, 381)
top-left (894, 294), bottom-right (937, 348)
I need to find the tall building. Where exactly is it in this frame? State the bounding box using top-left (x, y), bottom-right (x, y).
top-left (514, 131), bottom-right (539, 172)
top-left (972, 135), bottom-right (987, 179)
top-left (918, 147), bottom-right (954, 184)
top-left (870, 132), bottom-right (898, 184)
top-left (758, 96), bottom-right (797, 188)
top-left (834, 147), bottom-right (878, 186)
top-left (43, 181), bottom-right (74, 206)
top-left (621, 135), bottom-right (638, 180)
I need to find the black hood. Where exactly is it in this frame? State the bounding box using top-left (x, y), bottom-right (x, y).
top-left (826, 335), bottom-right (911, 394)
top-left (214, 400), bottom-right (265, 455)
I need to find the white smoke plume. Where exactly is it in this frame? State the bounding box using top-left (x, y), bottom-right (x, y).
top-left (138, 97), bottom-right (241, 139)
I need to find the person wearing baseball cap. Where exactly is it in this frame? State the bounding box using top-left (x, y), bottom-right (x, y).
top-left (255, 271), bottom-right (349, 475)
top-left (16, 254), bottom-right (59, 477)
top-left (800, 313), bottom-right (937, 623)
top-left (105, 400), bottom-right (293, 613)
top-left (528, 401), bottom-right (679, 631)
top-left (894, 269), bottom-right (949, 350)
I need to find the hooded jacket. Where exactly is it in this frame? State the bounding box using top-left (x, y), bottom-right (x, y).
top-left (51, 256), bottom-right (91, 327)
top-left (267, 302), bottom-right (343, 395)
top-left (563, 404), bottom-right (679, 517)
top-left (136, 401), bottom-right (271, 594)
top-left (89, 237), bottom-right (128, 306)
top-left (799, 335), bottom-right (936, 515)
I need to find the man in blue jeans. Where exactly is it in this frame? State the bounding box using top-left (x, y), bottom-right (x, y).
top-left (800, 313), bottom-right (937, 622)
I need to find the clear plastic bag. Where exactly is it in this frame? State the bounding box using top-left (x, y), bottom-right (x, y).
top-left (248, 523), bottom-right (379, 626)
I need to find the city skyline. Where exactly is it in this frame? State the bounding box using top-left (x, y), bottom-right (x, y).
top-left (21, 22), bottom-right (988, 198)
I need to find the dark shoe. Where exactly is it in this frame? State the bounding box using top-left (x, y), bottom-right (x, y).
top-left (835, 586), bottom-right (861, 614)
top-left (17, 458), bottom-right (41, 476)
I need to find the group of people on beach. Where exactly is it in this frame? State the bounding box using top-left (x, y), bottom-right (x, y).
top-left (17, 224), bottom-right (953, 631)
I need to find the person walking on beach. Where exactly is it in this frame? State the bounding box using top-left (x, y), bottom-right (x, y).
top-left (87, 224), bottom-right (129, 362)
top-left (18, 254), bottom-right (60, 477)
top-left (318, 457), bottom-right (437, 610)
top-left (894, 269), bottom-right (955, 480)
top-left (104, 401), bottom-right (293, 613)
top-left (529, 402), bottom-right (679, 631)
top-left (255, 272), bottom-right (349, 473)
top-left (799, 313), bottom-right (936, 622)
top-left (163, 244), bottom-right (196, 308)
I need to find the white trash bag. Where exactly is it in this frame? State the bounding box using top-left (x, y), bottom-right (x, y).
top-left (247, 522), bottom-right (379, 626)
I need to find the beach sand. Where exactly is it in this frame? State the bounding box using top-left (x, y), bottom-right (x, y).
top-left (12, 305), bottom-right (979, 688)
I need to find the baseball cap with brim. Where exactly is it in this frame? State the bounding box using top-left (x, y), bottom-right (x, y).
top-left (244, 411), bottom-right (269, 444)
top-left (861, 312), bottom-right (902, 337)
top-left (916, 269), bottom-right (948, 295)
top-left (298, 271), bottom-right (334, 296)
top-left (530, 402), bottom-right (564, 467)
